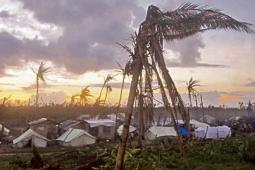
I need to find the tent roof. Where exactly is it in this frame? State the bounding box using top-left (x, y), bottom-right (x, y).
top-left (28, 118), bottom-right (48, 125)
top-left (84, 119), bottom-right (115, 128)
top-left (13, 129), bottom-right (49, 144)
top-left (148, 126), bottom-right (177, 138)
top-left (190, 119), bottom-right (209, 128)
top-left (59, 120), bottom-right (81, 130)
top-left (57, 128), bottom-right (96, 142)
top-left (117, 125), bottom-right (136, 135)
top-left (0, 124), bottom-right (10, 134)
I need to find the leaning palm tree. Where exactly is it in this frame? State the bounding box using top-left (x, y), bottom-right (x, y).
top-left (115, 3), bottom-right (253, 170)
top-left (103, 84), bottom-right (112, 104)
top-left (115, 62), bottom-right (132, 116)
top-left (95, 74), bottom-right (113, 106)
top-left (187, 77), bottom-right (200, 107)
top-left (33, 62), bottom-right (50, 107)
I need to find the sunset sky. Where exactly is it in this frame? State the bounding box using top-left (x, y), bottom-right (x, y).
top-left (0, 0), bottom-right (254, 107)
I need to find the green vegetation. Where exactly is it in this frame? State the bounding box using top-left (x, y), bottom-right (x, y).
top-left (1, 135), bottom-right (255, 170)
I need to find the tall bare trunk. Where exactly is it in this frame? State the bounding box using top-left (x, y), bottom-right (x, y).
top-left (35, 76), bottom-right (39, 107)
top-left (97, 82), bottom-right (106, 103)
top-left (194, 94), bottom-right (198, 107)
top-left (200, 95), bottom-right (205, 122)
top-left (153, 38), bottom-right (190, 134)
top-left (138, 74), bottom-right (144, 147)
top-left (104, 84), bottom-right (109, 104)
top-left (115, 57), bottom-right (142, 170)
top-left (188, 92), bottom-right (192, 108)
top-left (151, 56), bottom-right (183, 145)
top-left (115, 74), bottom-right (125, 124)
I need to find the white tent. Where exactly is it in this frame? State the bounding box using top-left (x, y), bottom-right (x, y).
top-left (145, 126), bottom-right (177, 140)
top-left (13, 129), bottom-right (49, 148)
top-left (85, 119), bottom-right (115, 128)
top-left (56, 128), bottom-right (96, 147)
top-left (117, 125), bottom-right (136, 136)
top-left (0, 124), bottom-right (10, 135)
top-left (28, 118), bottom-right (47, 125)
top-left (195, 126), bottom-right (231, 139)
top-left (190, 120), bottom-right (209, 128)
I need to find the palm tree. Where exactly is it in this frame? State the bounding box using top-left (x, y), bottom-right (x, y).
top-left (33, 62), bottom-right (50, 107)
top-left (115, 3), bottom-right (253, 170)
top-left (95, 74), bottom-right (113, 106)
top-left (103, 84), bottom-right (112, 104)
top-left (115, 62), bottom-right (132, 119)
top-left (2, 95), bottom-right (11, 106)
top-left (80, 86), bottom-right (93, 105)
top-left (187, 77), bottom-right (200, 107)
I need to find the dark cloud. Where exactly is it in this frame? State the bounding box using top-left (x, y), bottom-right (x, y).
top-left (18, 0), bottom-right (145, 74)
top-left (245, 79), bottom-right (255, 87)
top-left (0, 11), bottom-right (12, 18)
top-left (0, 0), bottom-right (253, 75)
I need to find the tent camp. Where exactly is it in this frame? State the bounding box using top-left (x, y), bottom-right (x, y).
top-left (145, 126), bottom-right (177, 140)
top-left (13, 129), bottom-right (50, 148)
top-left (56, 128), bottom-right (96, 147)
top-left (117, 125), bottom-right (136, 136)
top-left (195, 125), bottom-right (231, 139)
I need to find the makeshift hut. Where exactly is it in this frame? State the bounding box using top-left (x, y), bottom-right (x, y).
top-left (28, 118), bottom-right (58, 139)
top-left (58, 120), bottom-right (85, 134)
top-left (13, 129), bottom-right (50, 148)
top-left (84, 119), bottom-right (115, 140)
top-left (145, 126), bottom-right (177, 140)
top-left (56, 128), bottom-right (96, 147)
top-left (117, 125), bottom-right (136, 136)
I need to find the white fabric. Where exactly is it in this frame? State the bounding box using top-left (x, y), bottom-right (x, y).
top-left (57, 128), bottom-right (96, 147)
top-left (206, 127), bottom-right (218, 139)
top-left (85, 119), bottom-right (115, 128)
top-left (190, 120), bottom-right (209, 128)
top-left (13, 129), bottom-right (49, 148)
top-left (117, 125), bottom-right (136, 136)
top-left (195, 127), bottom-right (207, 139)
top-left (0, 124), bottom-right (10, 135)
top-left (145, 126), bottom-right (177, 140)
top-left (194, 126), bottom-right (231, 139)
top-left (218, 125), bottom-right (231, 138)
top-left (28, 118), bottom-right (47, 125)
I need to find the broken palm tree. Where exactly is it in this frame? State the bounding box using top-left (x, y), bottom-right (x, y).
top-left (32, 62), bottom-right (50, 107)
top-left (115, 3), bottom-right (253, 170)
top-left (95, 74), bottom-right (114, 106)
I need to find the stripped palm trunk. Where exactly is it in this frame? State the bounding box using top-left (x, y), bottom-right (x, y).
top-left (188, 92), bottom-right (192, 107)
top-left (115, 32), bottom-right (143, 170)
top-left (115, 3), bottom-right (253, 170)
top-left (115, 73), bottom-right (126, 123)
top-left (35, 76), bottom-right (39, 107)
top-left (138, 73), bottom-right (144, 147)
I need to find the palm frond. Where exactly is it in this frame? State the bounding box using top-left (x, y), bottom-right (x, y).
top-left (37, 62), bottom-right (50, 82)
top-left (148, 3), bottom-right (253, 41)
